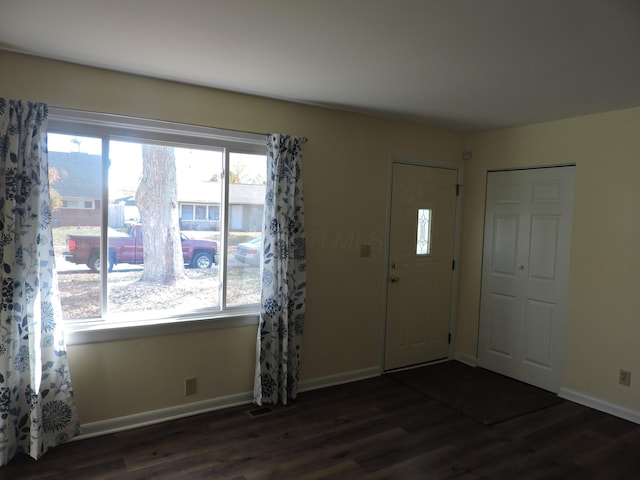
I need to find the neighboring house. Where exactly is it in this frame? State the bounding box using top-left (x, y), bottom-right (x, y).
top-left (226, 183), bottom-right (265, 232)
top-left (49, 151), bottom-right (101, 227)
top-left (49, 151), bottom-right (264, 231)
top-left (110, 196), bottom-right (141, 225)
top-left (112, 181), bottom-right (265, 232)
top-left (177, 181), bottom-right (265, 232)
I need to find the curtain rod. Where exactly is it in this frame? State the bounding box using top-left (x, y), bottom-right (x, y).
top-left (266, 133), bottom-right (309, 143)
top-left (247, 130), bottom-right (308, 143)
top-left (49, 107), bottom-right (309, 143)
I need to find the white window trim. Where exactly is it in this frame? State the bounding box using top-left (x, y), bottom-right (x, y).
top-left (48, 108), bottom-right (266, 150)
top-left (49, 108), bottom-right (265, 345)
top-left (65, 312), bottom-right (260, 345)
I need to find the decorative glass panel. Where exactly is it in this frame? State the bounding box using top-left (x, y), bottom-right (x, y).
top-left (416, 208), bottom-right (432, 255)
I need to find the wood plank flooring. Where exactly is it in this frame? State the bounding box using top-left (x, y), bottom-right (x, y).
top-left (2, 368), bottom-right (640, 479)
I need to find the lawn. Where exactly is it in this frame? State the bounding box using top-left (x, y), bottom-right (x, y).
top-left (54, 227), bottom-right (261, 320)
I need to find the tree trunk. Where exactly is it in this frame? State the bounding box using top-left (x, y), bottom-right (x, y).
top-left (135, 145), bottom-right (185, 284)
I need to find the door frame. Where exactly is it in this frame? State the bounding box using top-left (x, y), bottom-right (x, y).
top-left (381, 155), bottom-right (464, 372)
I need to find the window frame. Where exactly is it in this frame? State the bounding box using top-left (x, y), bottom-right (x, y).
top-left (48, 108), bottom-right (266, 345)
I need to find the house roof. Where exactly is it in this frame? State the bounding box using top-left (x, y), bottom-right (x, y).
top-left (49, 151), bottom-right (101, 199)
top-left (48, 152), bottom-right (265, 205)
top-left (177, 181), bottom-right (265, 206)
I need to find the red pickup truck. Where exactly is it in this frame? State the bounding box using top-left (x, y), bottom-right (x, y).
top-left (63, 225), bottom-right (218, 272)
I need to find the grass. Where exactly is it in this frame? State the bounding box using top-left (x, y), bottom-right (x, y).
top-left (58, 265), bottom-right (261, 320)
top-left (54, 226), bottom-right (262, 320)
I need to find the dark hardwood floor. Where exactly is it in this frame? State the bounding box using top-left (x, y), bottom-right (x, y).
top-left (3, 367), bottom-right (640, 479)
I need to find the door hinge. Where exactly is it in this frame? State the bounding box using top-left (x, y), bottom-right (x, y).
top-left (452, 259), bottom-right (455, 271)
top-left (448, 333), bottom-right (452, 344)
top-left (456, 184), bottom-right (461, 196)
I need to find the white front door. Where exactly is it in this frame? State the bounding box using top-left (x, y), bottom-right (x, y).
top-left (478, 166), bottom-right (575, 392)
top-left (385, 163), bottom-right (458, 370)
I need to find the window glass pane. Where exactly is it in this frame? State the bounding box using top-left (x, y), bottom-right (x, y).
top-left (226, 152), bottom-right (266, 307)
top-left (48, 133), bottom-right (103, 319)
top-left (106, 141), bottom-right (223, 318)
top-left (195, 205), bottom-right (207, 220)
top-left (416, 208), bottom-right (432, 255)
top-left (208, 205), bottom-right (220, 221)
top-left (181, 204), bottom-right (193, 220)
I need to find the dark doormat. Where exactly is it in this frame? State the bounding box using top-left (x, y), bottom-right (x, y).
top-left (389, 360), bottom-right (564, 425)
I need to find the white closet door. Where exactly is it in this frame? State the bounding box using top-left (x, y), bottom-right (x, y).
top-left (478, 166), bottom-right (575, 392)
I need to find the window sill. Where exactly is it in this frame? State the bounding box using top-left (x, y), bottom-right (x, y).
top-left (64, 311), bottom-right (260, 345)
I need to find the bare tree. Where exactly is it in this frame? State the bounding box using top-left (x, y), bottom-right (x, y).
top-left (209, 163), bottom-right (265, 184)
top-left (135, 145), bottom-right (185, 284)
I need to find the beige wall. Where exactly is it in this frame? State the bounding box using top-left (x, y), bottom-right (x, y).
top-left (4, 49), bottom-right (640, 425)
top-left (0, 51), bottom-right (464, 424)
top-left (458, 107), bottom-right (640, 412)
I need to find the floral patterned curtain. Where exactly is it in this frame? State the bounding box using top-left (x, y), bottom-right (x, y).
top-left (0, 98), bottom-right (79, 465)
top-left (254, 134), bottom-right (306, 406)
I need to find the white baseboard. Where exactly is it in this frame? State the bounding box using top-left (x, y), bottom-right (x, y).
top-left (453, 352), bottom-right (477, 367)
top-left (75, 366), bottom-right (382, 441)
top-left (559, 387), bottom-right (640, 425)
top-left (75, 391), bottom-right (254, 441)
top-left (79, 368), bottom-right (640, 442)
top-left (298, 366), bottom-right (381, 393)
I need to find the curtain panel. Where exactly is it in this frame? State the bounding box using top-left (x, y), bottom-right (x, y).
top-left (0, 98), bottom-right (79, 465)
top-left (254, 134), bottom-right (306, 406)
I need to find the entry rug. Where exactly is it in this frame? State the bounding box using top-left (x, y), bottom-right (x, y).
top-left (390, 361), bottom-right (564, 425)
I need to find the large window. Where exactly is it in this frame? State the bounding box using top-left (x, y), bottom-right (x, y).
top-left (48, 109), bottom-right (266, 332)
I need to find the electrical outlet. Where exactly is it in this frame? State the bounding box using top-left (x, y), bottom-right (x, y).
top-left (185, 377), bottom-right (197, 396)
top-left (619, 369), bottom-right (631, 387)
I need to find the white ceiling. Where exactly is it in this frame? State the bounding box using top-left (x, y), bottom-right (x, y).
top-left (1, 0), bottom-right (639, 132)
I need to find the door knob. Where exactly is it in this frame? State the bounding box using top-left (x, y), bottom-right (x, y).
top-left (390, 275), bottom-right (400, 283)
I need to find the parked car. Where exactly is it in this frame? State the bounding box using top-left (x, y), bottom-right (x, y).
top-left (234, 237), bottom-right (262, 266)
top-left (63, 224), bottom-right (218, 272)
